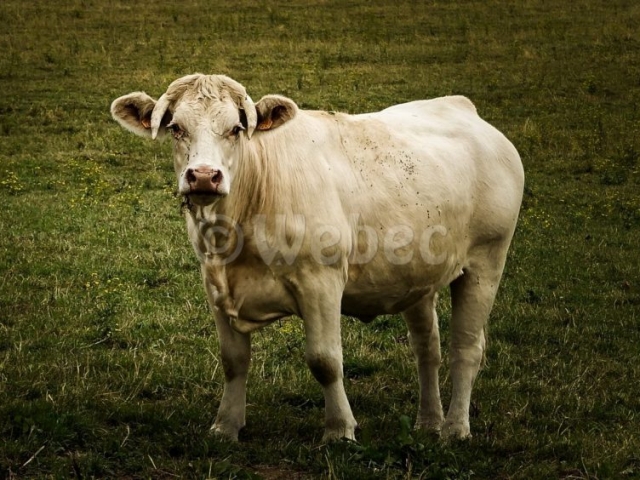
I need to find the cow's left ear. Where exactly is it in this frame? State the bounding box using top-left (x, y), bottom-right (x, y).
top-left (255, 95), bottom-right (298, 132)
top-left (110, 92), bottom-right (171, 139)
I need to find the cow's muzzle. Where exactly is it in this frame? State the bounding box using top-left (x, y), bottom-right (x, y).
top-left (185, 167), bottom-right (225, 205)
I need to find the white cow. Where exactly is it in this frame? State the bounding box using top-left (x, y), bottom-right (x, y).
top-left (111, 74), bottom-right (524, 442)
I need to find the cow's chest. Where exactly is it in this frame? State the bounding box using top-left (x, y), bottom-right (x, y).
top-left (215, 261), bottom-right (298, 325)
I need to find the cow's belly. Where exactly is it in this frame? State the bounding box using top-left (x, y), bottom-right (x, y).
top-left (341, 215), bottom-right (468, 317)
top-left (341, 285), bottom-right (434, 317)
top-left (341, 245), bottom-right (463, 317)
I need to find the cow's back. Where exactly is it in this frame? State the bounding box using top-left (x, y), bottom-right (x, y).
top-left (343, 95), bottom-right (523, 241)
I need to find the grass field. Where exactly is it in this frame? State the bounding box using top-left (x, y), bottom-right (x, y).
top-left (1, 0), bottom-right (640, 478)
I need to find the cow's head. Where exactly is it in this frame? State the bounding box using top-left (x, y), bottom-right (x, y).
top-left (111, 74), bottom-right (297, 206)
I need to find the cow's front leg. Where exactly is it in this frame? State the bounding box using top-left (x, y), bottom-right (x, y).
top-left (300, 288), bottom-right (357, 441)
top-left (204, 280), bottom-right (251, 441)
top-left (211, 312), bottom-right (251, 441)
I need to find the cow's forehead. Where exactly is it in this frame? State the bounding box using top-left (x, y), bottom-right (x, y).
top-left (160, 74), bottom-right (247, 129)
top-left (179, 85), bottom-right (229, 103)
top-left (166, 74), bottom-right (241, 103)
top-left (172, 93), bottom-right (239, 131)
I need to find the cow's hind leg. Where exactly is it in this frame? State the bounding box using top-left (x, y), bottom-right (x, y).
top-left (402, 293), bottom-right (444, 433)
top-left (443, 246), bottom-right (507, 440)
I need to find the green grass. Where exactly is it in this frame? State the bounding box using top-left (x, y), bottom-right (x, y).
top-left (1, 0), bottom-right (640, 478)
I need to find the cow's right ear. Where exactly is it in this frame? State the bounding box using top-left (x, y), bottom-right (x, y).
top-left (110, 92), bottom-right (171, 139)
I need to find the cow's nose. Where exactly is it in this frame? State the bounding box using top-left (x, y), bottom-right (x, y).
top-left (185, 167), bottom-right (223, 194)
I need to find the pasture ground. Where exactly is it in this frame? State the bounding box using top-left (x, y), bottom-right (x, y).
top-left (1, 0), bottom-right (639, 478)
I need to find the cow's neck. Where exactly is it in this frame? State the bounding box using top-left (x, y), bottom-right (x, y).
top-left (216, 139), bottom-right (278, 224)
top-left (217, 127), bottom-right (322, 224)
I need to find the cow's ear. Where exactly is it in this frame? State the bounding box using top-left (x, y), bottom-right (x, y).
top-left (255, 95), bottom-right (298, 132)
top-left (111, 92), bottom-right (171, 139)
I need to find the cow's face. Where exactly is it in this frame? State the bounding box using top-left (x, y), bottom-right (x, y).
top-left (110, 74), bottom-right (257, 207)
top-left (167, 89), bottom-right (252, 205)
top-left (111, 74), bottom-right (297, 207)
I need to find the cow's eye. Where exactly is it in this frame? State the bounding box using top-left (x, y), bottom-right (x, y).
top-left (169, 123), bottom-right (186, 140)
top-left (231, 124), bottom-right (245, 137)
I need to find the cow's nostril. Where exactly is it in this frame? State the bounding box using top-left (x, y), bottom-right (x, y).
top-left (212, 170), bottom-right (223, 185)
top-left (186, 168), bottom-right (197, 183)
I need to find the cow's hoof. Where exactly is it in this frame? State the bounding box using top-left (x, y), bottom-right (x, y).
top-left (441, 421), bottom-right (471, 441)
top-left (210, 423), bottom-right (240, 442)
top-left (321, 431), bottom-right (356, 443)
top-left (321, 424), bottom-right (357, 443)
top-left (415, 415), bottom-right (444, 435)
